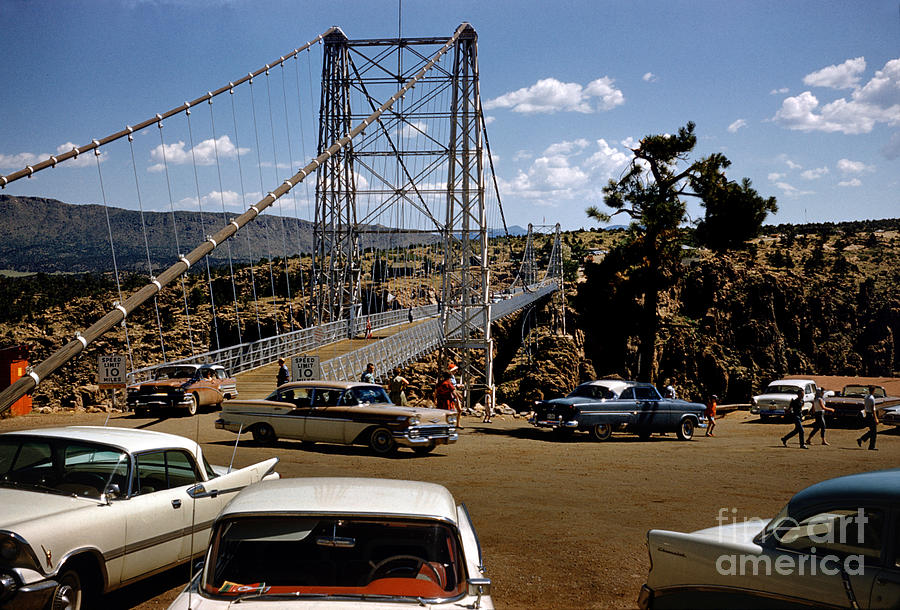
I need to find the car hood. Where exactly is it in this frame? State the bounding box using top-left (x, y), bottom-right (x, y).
top-left (0, 487), bottom-right (98, 529)
top-left (690, 519), bottom-right (768, 544)
top-left (752, 393), bottom-right (796, 404)
top-left (132, 379), bottom-right (189, 389)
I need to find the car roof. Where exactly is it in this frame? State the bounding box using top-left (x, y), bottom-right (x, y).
top-left (768, 379), bottom-right (815, 386)
top-left (580, 379), bottom-right (635, 392)
top-left (220, 477), bottom-right (459, 525)
top-left (788, 468), bottom-right (900, 515)
top-left (0, 425), bottom-right (201, 455)
top-left (278, 381), bottom-right (381, 390)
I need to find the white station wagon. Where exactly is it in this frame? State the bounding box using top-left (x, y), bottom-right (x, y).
top-left (168, 477), bottom-right (493, 609)
top-left (0, 426), bottom-right (278, 609)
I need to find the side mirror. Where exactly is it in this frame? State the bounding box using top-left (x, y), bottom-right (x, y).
top-left (467, 577), bottom-right (491, 607)
top-left (103, 483), bottom-right (121, 501)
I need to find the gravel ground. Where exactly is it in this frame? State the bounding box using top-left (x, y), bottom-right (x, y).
top-left (1, 400), bottom-right (898, 609)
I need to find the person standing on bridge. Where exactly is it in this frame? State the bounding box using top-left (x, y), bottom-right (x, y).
top-left (365, 318), bottom-right (373, 339)
top-left (276, 358), bottom-right (289, 387)
top-left (408, 306), bottom-right (414, 324)
top-left (389, 368), bottom-right (410, 406)
top-left (360, 362), bottom-right (375, 384)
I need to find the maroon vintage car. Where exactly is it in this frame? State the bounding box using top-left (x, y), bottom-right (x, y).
top-left (825, 384), bottom-right (900, 423)
top-left (126, 364), bottom-right (238, 417)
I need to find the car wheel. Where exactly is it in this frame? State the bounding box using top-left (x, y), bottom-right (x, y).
top-left (184, 394), bottom-right (198, 417)
top-left (134, 407), bottom-right (148, 418)
top-left (590, 423), bottom-right (613, 441)
top-left (252, 424), bottom-right (277, 445)
top-left (52, 568), bottom-right (83, 610)
top-left (369, 427), bottom-right (397, 455)
top-left (300, 441), bottom-right (316, 449)
top-left (677, 418), bottom-right (695, 441)
top-left (759, 414), bottom-right (770, 422)
top-left (638, 429), bottom-right (652, 441)
top-left (413, 442), bottom-right (436, 455)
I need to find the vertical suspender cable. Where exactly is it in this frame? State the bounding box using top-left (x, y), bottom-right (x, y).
top-left (249, 77), bottom-right (281, 336)
top-left (230, 85), bottom-right (263, 340)
top-left (158, 118), bottom-right (197, 355)
top-left (270, 65), bottom-right (295, 333)
top-left (128, 132), bottom-right (167, 362)
top-left (95, 148), bottom-right (134, 372)
top-left (208, 96), bottom-right (243, 346)
top-left (185, 105), bottom-right (222, 350)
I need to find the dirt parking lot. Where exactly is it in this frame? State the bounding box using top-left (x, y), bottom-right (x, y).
top-left (1, 401), bottom-right (898, 609)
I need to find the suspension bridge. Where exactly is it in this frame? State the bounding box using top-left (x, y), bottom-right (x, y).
top-left (0, 23), bottom-right (563, 414)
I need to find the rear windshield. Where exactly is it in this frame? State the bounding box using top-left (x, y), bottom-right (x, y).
top-left (764, 385), bottom-right (802, 395)
top-left (204, 516), bottom-right (465, 601)
top-left (568, 385), bottom-right (615, 399)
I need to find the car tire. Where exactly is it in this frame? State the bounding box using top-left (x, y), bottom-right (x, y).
top-left (759, 414), bottom-right (770, 422)
top-left (638, 429), bottom-right (652, 441)
top-left (300, 441), bottom-right (316, 449)
top-left (677, 418), bottom-right (695, 441)
top-left (134, 407), bottom-right (148, 418)
top-left (590, 423), bottom-right (613, 441)
top-left (413, 442), bottom-right (436, 455)
top-left (184, 394), bottom-right (198, 417)
top-left (252, 424), bottom-right (277, 445)
top-left (52, 568), bottom-right (83, 610)
top-left (369, 427), bottom-right (397, 455)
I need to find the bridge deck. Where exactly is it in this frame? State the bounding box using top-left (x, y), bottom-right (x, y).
top-left (234, 319), bottom-right (426, 399)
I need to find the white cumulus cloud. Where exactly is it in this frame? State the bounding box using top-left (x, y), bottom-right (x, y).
top-left (727, 119), bottom-right (747, 133)
top-left (803, 57), bottom-right (866, 89)
top-left (484, 76), bottom-right (624, 114)
top-left (836, 158), bottom-right (873, 173)
top-left (801, 167), bottom-right (829, 180)
top-left (148, 135), bottom-right (247, 172)
top-left (773, 58), bottom-right (900, 135)
top-left (838, 178), bottom-right (862, 187)
top-left (642, 72), bottom-right (657, 82)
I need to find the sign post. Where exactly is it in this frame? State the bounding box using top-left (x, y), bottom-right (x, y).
top-left (98, 354), bottom-right (127, 412)
top-left (291, 355), bottom-right (321, 382)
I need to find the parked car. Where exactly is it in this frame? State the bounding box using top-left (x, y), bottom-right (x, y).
top-left (168, 477), bottom-right (493, 609)
top-left (531, 379), bottom-right (708, 441)
top-left (0, 426), bottom-right (278, 610)
top-left (750, 378), bottom-right (824, 420)
top-left (639, 468), bottom-right (900, 609)
top-left (216, 380), bottom-right (458, 455)
top-left (827, 384), bottom-right (900, 423)
top-left (126, 364), bottom-right (238, 417)
top-left (881, 403), bottom-right (900, 428)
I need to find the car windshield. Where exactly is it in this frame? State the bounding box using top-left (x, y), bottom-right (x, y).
top-left (757, 503), bottom-right (791, 544)
top-left (568, 385), bottom-right (616, 400)
top-left (154, 366), bottom-right (198, 380)
top-left (843, 385), bottom-right (884, 398)
top-left (764, 385), bottom-right (801, 395)
top-left (0, 436), bottom-right (129, 499)
top-left (203, 516), bottom-right (465, 601)
top-left (349, 386), bottom-right (391, 405)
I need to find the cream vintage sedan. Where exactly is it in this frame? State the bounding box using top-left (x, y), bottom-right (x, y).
top-left (168, 477), bottom-right (493, 609)
top-left (0, 426), bottom-right (278, 610)
top-left (216, 381), bottom-right (458, 456)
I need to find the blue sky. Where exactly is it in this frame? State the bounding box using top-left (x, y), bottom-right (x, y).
top-left (1, 0), bottom-right (899, 231)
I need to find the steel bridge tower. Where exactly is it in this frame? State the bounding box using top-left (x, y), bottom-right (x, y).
top-left (313, 24), bottom-right (493, 405)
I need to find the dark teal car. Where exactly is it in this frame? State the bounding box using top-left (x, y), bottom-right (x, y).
top-left (640, 468), bottom-right (900, 609)
top-left (531, 379), bottom-right (707, 441)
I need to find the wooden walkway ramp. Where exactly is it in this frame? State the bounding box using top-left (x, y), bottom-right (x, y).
top-left (234, 319), bottom-right (426, 399)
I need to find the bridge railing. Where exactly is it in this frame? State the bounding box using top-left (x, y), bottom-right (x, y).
top-left (127, 304), bottom-right (438, 383)
top-left (321, 281), bottom-right (558, 382)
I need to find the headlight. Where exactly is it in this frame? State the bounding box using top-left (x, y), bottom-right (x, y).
top-left (0, 538), bottom-right (17, 561)
top-left (447, 413), bottom-right (458, 425)
top-left (407, 415), bottom-right (420, 426)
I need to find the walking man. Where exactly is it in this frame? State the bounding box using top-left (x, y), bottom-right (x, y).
top-left (276, 358), bottom-right (289, 387)
top-left (781, 388), bottom-right (808, 449)
top-left (806, 387), bottom-right (834, 445)
top-left (360, 362), bottom-right (375, 384)
top-left (857, 385), bottom-right (879, 450)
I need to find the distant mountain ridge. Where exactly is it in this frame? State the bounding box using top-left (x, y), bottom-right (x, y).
top-left (0, 196), bottom-right (433, 274)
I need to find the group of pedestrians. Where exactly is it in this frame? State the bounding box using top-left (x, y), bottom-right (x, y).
top-left (780, 385), bottom-right (880, 450)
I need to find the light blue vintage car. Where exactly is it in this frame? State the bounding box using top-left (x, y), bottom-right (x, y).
top-left (640, 468), bottom-right (900, 609)
top-left (531, 379), bottom-right (707, 441)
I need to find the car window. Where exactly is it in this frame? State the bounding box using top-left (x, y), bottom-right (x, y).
top-left (774, 507), bottom-right (884, 565)
top-left (568, 385), bottom-right (612, 399)
top-left (312, 389), bottom-right (339, 407)
top-left (135, 450), bottom-right (200, 494)
top-left (620, 388), bottom-right (634, 400)
top-left (273, 388), bottom-right (311, 407)
top-left (351, 386), bottom-right (391, 405)
top-left (635, 387), bottom-right (659, 400)
top-left (217, 369), bottom-right (226, 379)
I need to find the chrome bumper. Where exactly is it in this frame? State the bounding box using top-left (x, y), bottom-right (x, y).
top-left (395, 425), bottom-right (458, 447)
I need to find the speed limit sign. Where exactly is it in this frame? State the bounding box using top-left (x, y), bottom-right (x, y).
top-left (98, 354), bottom-right (127, 389)
top-left (291, 356), bottom-right (321, 381)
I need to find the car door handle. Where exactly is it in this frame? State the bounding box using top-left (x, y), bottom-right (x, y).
top-left (172, 499), bottom-right (182, 509)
